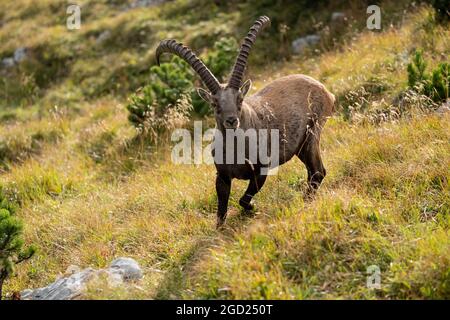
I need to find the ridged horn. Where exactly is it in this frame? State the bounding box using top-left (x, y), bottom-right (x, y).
top-left (156, 39), bottom-right (221, 94)
top-left (228, 16), bottom-right (271, 89)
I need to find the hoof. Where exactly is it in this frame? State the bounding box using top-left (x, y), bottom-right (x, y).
top-left (304, 185), bottom-right (318, 201)
top-left (216, 216), bottom-right (226, 229)
top-left (239, 199), bottom-right (255, 211)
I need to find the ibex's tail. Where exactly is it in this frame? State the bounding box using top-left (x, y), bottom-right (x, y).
top-left (331, 93), bottom-right (337, 113)
top-left (327, 91), bottom-right (337, 114)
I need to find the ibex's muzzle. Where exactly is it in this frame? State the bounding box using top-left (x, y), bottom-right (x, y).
top-left (224, 116), bottom-right (240, 129)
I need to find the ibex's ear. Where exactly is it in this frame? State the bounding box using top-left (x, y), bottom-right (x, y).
top-left (197, 88), bottom-right (213, 103)
top-left (240, 79), bottom-right (252, 97)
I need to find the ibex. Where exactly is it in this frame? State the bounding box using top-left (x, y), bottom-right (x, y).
top-left (156, 16), bottom-right (335, 228)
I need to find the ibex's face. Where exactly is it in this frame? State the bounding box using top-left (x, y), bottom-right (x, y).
top-left (198, 80), bottom-right (252, 130)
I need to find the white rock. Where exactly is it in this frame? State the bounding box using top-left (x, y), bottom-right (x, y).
top-left (292, 37), bottom-right (308, 55)
top-left (21, 268), bottom-right (96, 300)
top-left (21, 257), bottom-right (142, 300)
top-left (436, 99), bottom-right (450, 114)
top-left (96, 30), bottom-right (111, 45)
top-left (331, 12), bottom-right (346, 21)
top-left (109, 257), bottom-right (143, 281)
top-left (2, 57), bottom-right (15, 67)
top-left (13, 47), bottom-right (27, 62)
top-left (1, 47), bottom-right (28, 68)
top-left (305, 35), bottom-right (320, 45)
top-left (130, 0), bottom-right (166, 8)
top-left (292, 34), bottom-right (321, 55)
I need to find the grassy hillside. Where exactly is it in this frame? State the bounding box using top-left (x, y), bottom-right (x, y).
top-left (0, 1), bottom-right (449, 299)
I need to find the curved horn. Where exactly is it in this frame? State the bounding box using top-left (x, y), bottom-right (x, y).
top-left (156, 39), bottom-right (220, 94)
top-left (228, 16), bottom-right (271, 89)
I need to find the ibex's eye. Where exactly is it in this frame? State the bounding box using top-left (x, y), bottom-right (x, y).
top-left (236, 97), bottom-right (243, 110)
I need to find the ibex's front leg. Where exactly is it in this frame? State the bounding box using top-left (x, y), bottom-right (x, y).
top-left (216, 173), bottom-right (231, 228)
top-left (239, 174), bottom-right (267, 211)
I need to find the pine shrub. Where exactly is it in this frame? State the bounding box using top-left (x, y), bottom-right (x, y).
top-left (127, 37), bottom-right (239, 131)
top-left (407, 50), bottom-right (449, 102)
top-left (0, 190), bottom-right (36, 300)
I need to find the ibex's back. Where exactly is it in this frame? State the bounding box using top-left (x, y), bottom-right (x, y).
top-left (245, 74), bottom-right (335, 164)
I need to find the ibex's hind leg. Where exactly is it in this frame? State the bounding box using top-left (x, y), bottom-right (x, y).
top-left (239, 174), bottom-right (267, 211)
top-left (297, 135), bottom-right (326, 193)
top-left (216, 173), bottom-right (231, 228)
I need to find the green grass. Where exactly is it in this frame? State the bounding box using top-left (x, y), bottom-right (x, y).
top-left (0, 1), bottom-right (449, 299)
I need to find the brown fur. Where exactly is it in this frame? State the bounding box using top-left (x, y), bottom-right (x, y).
top-left (210, 74), bottom-right (335, 228)
top-left (243, 74), bottom-right (335, 162)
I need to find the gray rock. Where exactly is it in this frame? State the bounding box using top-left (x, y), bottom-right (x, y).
top-left (305, 35), bottom-right (320, 45)
top-left (436, 99), bottom-right (450, 114)
top-left (130, 0), bottom-right (166, 8)
top-left (109, 257), bottom-right (143, 280)
top-left (1, 57), bottom-right (15, 67)
top-left (21, 257), bottom-right (142, 300)
top-left (13, 47), bottom-right (27, 62)
top-left (21, 268), bottom-right (97, 300)
top-left (96, 30), bottom-right (111, 45)
top-left (291, 38), bottom-right (308, 55)
top-left (331, 12), bottom-right (346, 22)
top-left (1, 47), bottom-right (28, 69)
top-left (292, 34), bottom-right (321, 55)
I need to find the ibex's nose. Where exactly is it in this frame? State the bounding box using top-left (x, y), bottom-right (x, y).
top-left (225, 117), bottom-right (239, 128)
